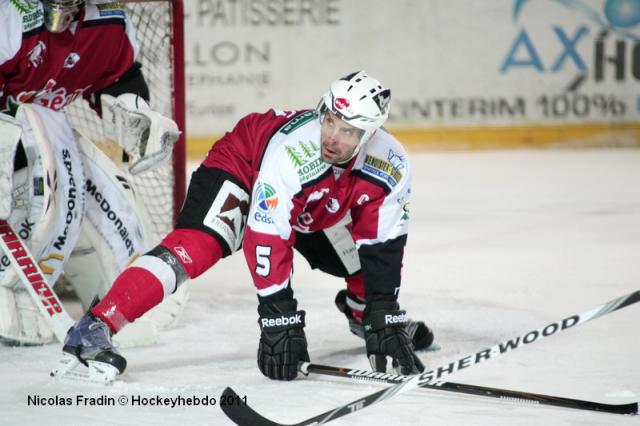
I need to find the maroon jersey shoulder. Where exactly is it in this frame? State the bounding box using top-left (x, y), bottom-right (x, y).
top-left (202, 109), bottom-right (310, 190)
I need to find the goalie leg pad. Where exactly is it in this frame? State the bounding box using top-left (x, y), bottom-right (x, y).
top-left (0, 105), bottom-right (85, 346)
top-left (0, 285), bottom-right (54, 345)
top-left (5, 105), bottom-right (86, 283)
top-left (0, 113), bottom-right (23, 220)
top-left (69, 130), bottom-right (164, 344)
top-left (76, 131), bottom-right (148, 273)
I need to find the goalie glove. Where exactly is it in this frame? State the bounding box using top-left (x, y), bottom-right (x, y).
top-left (0, 113), bottom-right (23, 220)
top-left (101, 93), bottom-right (180, 175)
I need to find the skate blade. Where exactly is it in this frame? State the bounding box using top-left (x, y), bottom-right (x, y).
top-left (50, 353), bottom-right (120, 385)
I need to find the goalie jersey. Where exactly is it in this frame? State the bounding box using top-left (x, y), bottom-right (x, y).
top-left (203, 109), bottom-right (412, 298)
top-left (0, 0), bottom-right (137, 115)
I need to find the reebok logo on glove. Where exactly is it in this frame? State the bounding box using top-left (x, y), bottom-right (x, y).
top-left (261, 313), bottom-right (304, 329)
top-left (384, 313), bottom-right (408, 325)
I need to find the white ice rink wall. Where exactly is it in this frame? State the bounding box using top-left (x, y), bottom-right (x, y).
top-left (183, 0), bottom-right (640, 158)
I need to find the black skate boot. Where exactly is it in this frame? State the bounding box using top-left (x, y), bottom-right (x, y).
top-left (335, 289), bottom-right (434, 350)
top-left (51, 312), bottom-right (126, 383)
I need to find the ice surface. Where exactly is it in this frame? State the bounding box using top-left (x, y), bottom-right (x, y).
top-left (1, 150), bottom-right (638, 425)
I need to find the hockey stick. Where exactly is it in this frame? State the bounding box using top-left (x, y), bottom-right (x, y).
top-left (0, 219), bottom-right (74, 342)
top-left (298, 362), bottom-right (638, 415)
top-left (221, 290), bottom-right (640, 425)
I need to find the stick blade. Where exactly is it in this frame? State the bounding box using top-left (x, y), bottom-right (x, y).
top-left (220, 387), bottom-right (287, 426)
top-left (612, 402), bottom-right (638, 415)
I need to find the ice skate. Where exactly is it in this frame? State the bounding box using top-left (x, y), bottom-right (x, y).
top-left (335, 290), bottom-right (435, 350)
top-left (50, 313), bottom-right (126, 384)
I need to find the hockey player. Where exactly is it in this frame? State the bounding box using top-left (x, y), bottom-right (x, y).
top-left (59, 71), bottom-right (434, 382)
top-left (0, 0), bottom-right (180, 346)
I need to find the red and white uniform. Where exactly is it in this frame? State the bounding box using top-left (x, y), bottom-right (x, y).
top-left (204, 109), bottom-right (412, 297)
top-left (0, 0), bottom-right (137, 114)
top-left (93, 108), bottom-right (411, 331)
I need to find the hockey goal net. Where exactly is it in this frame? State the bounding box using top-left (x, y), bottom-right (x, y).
top-left (65, 0), bottom-right (186, 245)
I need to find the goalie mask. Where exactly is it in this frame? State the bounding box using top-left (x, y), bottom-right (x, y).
top-left (317, 71), bottom-right (391, 156)
top-left (41, 0), bottom-right (84, 33)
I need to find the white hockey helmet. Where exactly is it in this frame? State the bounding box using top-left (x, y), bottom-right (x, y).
top-left (318, 71), bottom-right (391, 147)
top-left (41, 0), bottom-right (84, 33)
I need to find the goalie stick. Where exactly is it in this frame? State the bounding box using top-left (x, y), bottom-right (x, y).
top-left (221, 289), bottom-right (640, 425)
top-left (298, 362), bottom-right (638, 416)
top-left (0, 219), bottom-right (73, 342)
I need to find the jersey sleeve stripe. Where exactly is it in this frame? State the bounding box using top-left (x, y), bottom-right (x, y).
top-left (351, 170), bottom-right (392, 194)
top-left (82, 18), bottom-right (126, 29)
top-left (255, 278), bottom-right (291, 297)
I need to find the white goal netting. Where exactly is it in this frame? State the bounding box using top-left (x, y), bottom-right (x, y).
top-left (66, 0), bottom-right (185, 245)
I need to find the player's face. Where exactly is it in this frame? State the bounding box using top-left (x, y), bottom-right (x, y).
top-left (320, 112), bottom-right (363, 164)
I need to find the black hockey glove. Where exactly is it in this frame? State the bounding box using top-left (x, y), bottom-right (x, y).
top-left (257, 298), bottom-right (310, 381)
top-left (363, 301), bottom-right (425, 375)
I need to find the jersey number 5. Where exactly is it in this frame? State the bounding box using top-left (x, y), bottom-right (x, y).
top-left (255, 245), bottom-right (272, 277)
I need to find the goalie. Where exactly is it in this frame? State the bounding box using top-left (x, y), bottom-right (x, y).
top-left (0, 0), bottom-right (183, 346)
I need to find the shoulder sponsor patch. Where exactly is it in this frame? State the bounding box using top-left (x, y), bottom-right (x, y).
top-left (10, 0), bottom-right (37, 14)
top-left (362, 154), bottom-right (404, 188)
top-left (97, 2), bottom-right (126, 17)
top-left (10, 0), bottom-right (44, 32)
top-left (279, 110), bottom-right (316, 135)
